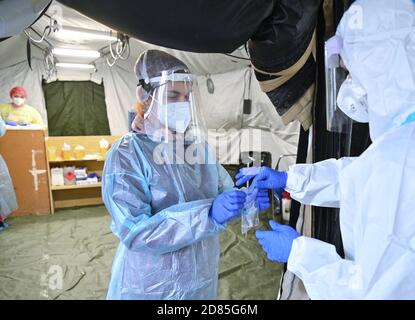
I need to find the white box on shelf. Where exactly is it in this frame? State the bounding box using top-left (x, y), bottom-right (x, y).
top-left (74, 167), bottom-right (88, 180)
top-left (86, 177), bottom-right (99, 184)
top-left (51, 167), bottom-right (64, 186)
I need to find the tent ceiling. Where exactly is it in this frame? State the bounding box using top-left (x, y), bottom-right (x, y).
top-left (0, 0), bottom-right (51, 39)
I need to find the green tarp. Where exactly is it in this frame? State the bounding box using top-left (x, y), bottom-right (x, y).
top-left (43, 81), bottom-right (111, 136)
top-left (0, 206), bottom-right (283, 299)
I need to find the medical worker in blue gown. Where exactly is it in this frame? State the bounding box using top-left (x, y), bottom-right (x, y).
top-left (236, 0), bottom-right (415, 299)
top-left (102, 50), bottom-right (269, 300)
top-left (0, 115), bottom-right (18, 230)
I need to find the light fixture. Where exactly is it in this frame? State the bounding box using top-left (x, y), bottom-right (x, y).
top-left (52, 48), bottom-right (101, 58)
top-left (56, 63), bottom-right (95, 70)
top-left (57, 26), bottom-right (118, 41)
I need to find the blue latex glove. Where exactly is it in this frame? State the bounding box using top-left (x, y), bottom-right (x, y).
top-left (5, 121), bottom-right (17, 126)
top-left (235, 167), bottom-right (288, 191)
top-left (18, 123), bottom-right (28, 126)
top-left (256, 189), bottom-right (270, 211)
top-left (256, 220), bottom-right (300, 263)
top-left (210, 189), bottom-right (246, 224)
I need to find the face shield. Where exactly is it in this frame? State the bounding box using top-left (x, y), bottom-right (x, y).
top-left (136, 69), bottom-right (207, 144)
top-left (325, 35), bottom-right (370, 134)
top-left (325, 35), bottom-right (353, 133)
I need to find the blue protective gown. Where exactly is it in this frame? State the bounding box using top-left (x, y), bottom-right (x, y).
top-left (0, 116), bottom-right (18, 219)
top-left (102, 132), bottom-right (234, 299)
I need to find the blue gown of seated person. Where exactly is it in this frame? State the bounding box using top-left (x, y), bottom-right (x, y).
top-left (0, 117), bottom-right (18, 219)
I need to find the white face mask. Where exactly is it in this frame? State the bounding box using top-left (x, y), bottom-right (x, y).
top-left (12, 97), bottom-right (25, 106)
top-left (157, 102), bottom-right (191, 133)
top-left (337, 75), bottom-right (369, 123)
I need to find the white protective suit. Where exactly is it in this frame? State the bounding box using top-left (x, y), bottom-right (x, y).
top-left (285, 0), bottom-right (415, 299)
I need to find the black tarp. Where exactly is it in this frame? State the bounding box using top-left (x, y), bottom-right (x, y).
top-left (312, 0), bottom-right (371, 256)
top-left (248, 0), bottom-right (321, 125)
top-left (248, 1), bottom-right (320, 73)
top-left (58, 0), bottom-right (274, 53)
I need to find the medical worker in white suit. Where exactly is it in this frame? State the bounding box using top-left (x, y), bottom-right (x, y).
top-left (236, 0), bottom-right (415, 299)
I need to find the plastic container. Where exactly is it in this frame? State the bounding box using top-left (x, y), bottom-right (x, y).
top-left (48, 146), bottom-right (58, 161)
top-left (51, 167), bottom-right (64, 186)
top-left (273, 192), bottom-right (281, 220)
top-left (61, 143), bottom-right (73, 160)
top-left (99, 139), bottom-right (110, 155)
top-left (282, 191), bottom-right (292, 223)
top-left (74, 167), bottom-right (88, 180)
top-left (74, 145), bottom-right (86, 160)
top-left (240, 187), bottom-right (260, 235)
top-left (63, 166), bottom-right (76, 185)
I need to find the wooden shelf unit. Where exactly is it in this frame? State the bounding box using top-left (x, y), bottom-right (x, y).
top-left (0, 128), bottom-right (51, 216)
top-left (49, 158), bottom-right (106, 163)
top-left (45, 135), bottom-right (120, 213)
top-left (50, 182), bottom-right (102, 191)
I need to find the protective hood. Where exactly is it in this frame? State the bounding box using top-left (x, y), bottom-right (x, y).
top-left (337, 0), bottom-right (415, 140)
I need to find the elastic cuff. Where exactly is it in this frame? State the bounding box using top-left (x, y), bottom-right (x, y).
top-left (285, 170), bottom-right (301, 192)
top-left (281, 171), bottom-right (288, 188)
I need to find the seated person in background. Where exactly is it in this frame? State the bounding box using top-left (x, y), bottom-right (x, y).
top-left (0, 86), bottom-right (44, 126)
top-left (0, 115), bottom-right (18, 231)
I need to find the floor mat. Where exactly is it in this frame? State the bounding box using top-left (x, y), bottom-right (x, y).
top-left (0, 206), bottom-right (282, 299)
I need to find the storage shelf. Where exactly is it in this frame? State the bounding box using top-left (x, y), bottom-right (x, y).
top-left (45, 135), bottom-right (120, 214)
top-left (49, 157), bottom-right (105, 163)
top-left (51, 182), bottom-right (102, 191)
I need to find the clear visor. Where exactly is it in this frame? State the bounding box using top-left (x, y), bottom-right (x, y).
top-left (325, 35), bottom-right (353, 133)
top-left (135, 70), bottom-right (207, 144)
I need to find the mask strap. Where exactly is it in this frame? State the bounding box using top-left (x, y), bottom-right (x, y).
top-left (143, 92), bottom-right (165, 119)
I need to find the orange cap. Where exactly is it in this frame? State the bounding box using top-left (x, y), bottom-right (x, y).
top-left (9, 86), bottom-right (27, 98)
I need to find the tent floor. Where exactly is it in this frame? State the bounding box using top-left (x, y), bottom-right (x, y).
top-left (0, 205), bottom-right (283, 299)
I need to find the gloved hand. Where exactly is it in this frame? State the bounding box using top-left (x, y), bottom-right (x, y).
top-left (256, 220), bottom-right (300, 263)
top-left (5, 121), bottom-right (17, 126)
top-left (235, 167), bottom-right (288, 190)
top-left (210, 189), bottom-right (246, 224)
top-left (256, 189), bottom-right (270, 211)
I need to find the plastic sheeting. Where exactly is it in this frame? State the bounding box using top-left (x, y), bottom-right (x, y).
top-left (0, 155), bottom-right (18, 219)
top-left (1, 116), bottom-right (17, 219)
top-left (102, 132), bottom-right (233, 299)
